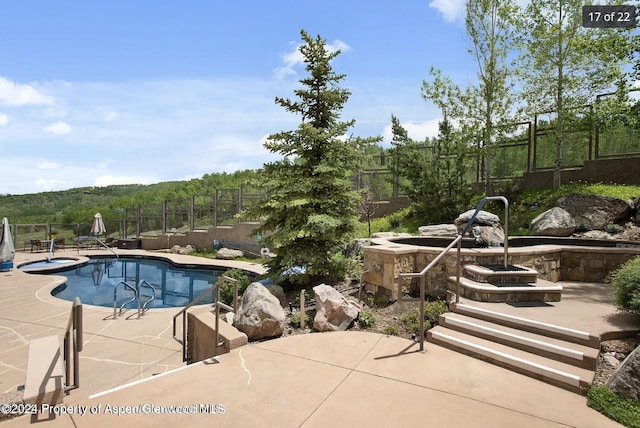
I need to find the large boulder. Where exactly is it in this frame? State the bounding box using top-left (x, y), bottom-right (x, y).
top-left (216, 247), bottom-right (244, 260)
top-left (418, 224), bottom-right (458, 237)
top-left (557, 193), bottom-right (630, 230)
top-left (233, 282), bottom-right (285, 340)
top-left (472, 225), bottom-right (504, 247)
top-left (313, 283), bottom-right (360, 332)
top-left (530, 207), bottom-right (576, 237)
top-left (455, 209), bottom-right (501, 227)
top-left (264, 282), bottom-right (287, 307)
top-left (607, 345), bottom-right (640, 401)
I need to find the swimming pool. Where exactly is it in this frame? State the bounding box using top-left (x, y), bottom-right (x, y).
top-left (49, 257), bottom-right (230, 309)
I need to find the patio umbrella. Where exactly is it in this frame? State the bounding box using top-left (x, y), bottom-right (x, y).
top-left (0, 217), bottom-right (15, 268)
top-left (91, 212), bottom-right (107, 236)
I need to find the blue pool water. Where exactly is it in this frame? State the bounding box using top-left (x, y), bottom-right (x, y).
top-left (49, 257), bottom-right (225, 309)
top-left (20, 258), bottom-right (78, 270)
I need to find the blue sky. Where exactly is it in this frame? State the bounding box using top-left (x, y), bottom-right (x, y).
top-left (0, 0), bottom-right (480, 195)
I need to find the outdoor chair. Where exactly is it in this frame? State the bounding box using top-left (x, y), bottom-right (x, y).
top-left (29, 239), bottom-right (42, 252)
top-left (54, 238), bottom-right (65, 250)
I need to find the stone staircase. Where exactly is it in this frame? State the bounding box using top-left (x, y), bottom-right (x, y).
top-left (430, 263), bottom-right (600, 394)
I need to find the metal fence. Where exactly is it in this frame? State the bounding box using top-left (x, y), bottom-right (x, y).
top-left (355, 89), bottom-right (640, 192)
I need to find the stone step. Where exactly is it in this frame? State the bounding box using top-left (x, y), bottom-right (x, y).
top-left (450, 302), bottom-right (599, 348)
top-left (23, 336), bottom-right (64, 406)
top-left (448, 277), bottom-right (562, 304)
top-left (463, 264), bottom-right (539, 284)
top-left (439, 312), bottom-right (598, 370)
top-left (427, 326), bottom-right (594, 394)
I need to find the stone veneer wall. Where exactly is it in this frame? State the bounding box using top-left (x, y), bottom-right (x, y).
top-left (363, 243), bottom-right (640, 300)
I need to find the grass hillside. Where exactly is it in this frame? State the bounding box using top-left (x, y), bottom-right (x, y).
top-left (357, 183), bottom-right (640, 237)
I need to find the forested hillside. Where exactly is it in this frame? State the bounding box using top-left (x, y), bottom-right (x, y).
top-left (0, 169), bottom-right (259, 224)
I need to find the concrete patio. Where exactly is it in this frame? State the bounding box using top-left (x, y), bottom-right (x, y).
top-left (1, 248), bottom-right (638, 427)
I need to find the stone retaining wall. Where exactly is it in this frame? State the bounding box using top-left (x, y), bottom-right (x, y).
top-left (363, 241), bottom-right (640, 301)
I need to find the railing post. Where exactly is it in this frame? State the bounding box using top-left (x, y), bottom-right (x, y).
top-left (64, 330), bottom-right (70, 388)
top-left (73, 299), bottom-right (82, 388)
top-left (300, 290), bottom-right (305, 329)
top-left (419, 276), bottom-right (425, 352)
top-left (214, 284), bottom-right (220, 357)
top-left (233, 280), bottom-right (238, 312)
top-left (137, 282), bottom-right (141, 319)
top-left (182, 312), bottom-right (187, 361)
top-left (456, 238), bottom-right (462, 304)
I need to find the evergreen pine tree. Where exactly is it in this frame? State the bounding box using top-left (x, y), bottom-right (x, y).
top-left (246, 30), bottom-right (378, 284)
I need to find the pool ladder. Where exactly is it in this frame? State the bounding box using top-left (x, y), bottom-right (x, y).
top-left (113, 279), bottom-right (156, 319)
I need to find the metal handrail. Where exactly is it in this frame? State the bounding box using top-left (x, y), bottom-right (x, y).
top-left (63, 297), bottom-right (83, 392)
top-left (172, 276), bottom-right (238, 362)
top-left (47, 238), bottom-right (55, 262)
top-left (459, 196), bottom-right (509, 269)
top-left (114, 280), bottom-right (138, 319)
top-left (139, 279), bottom-right (156, 312)
top-left (76, 236), bottom-right (119, 259)
top-left (398, 196), bottom-right (510, 351)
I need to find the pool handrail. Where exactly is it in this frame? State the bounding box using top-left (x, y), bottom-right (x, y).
top-left (139, 279), bottom-right (156, 312)
top-left (172, 276), bottom-right (238, 362)
top-left (63, 297), bottom-right (83, 393)
top-left (398, 196), bottom-right (509, 351)
top-left (47, 238), bottom-right (55, 263)
top-left (114, 280), bottom-right (138, 319)
top-left (76, 236), bottom-right (119, 259)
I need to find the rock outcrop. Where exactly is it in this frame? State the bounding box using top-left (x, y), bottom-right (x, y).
top-left (607, 344), bottom-right (640, 401)
top-left (557, 193), bottom-right (630, 230)
top-left (418, 224), bottom-right (458, 237)
top-left (216, 247), bottom-right (244, 260)
top-left (312, 283), bottom-right (360, 332)
top-left (530, 207), bottom-right (576, 237)
top-left (472, 225), bottom-right (505, 247)
top-left (233, 282), bottom-right (285, 340)
top-left (455, 209), bottom-right (501, 227)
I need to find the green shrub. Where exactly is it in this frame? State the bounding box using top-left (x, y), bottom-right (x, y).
top-left (424, 300), bottom-right (448, 325)
top-left (587, 385), bottom-right (640, 428)
top-left (358, 310), bottom-right (376, 328)
top-left (400, 300), bottom-right (448, 335)
top-left (289, 312), bottom-right (311, 328)
top-left (384, 324), bottom-right (399, 336)
top-left (219, 268), bottom-right (251, 305)
top-left (605, 224), bottom-right (622, 234)
top-left (608, 257), bottom-right (640, 317)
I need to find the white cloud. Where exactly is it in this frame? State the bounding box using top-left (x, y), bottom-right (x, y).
top-left (0, 77), bottom-right (55, 106)
top-left (382, 119), bottom-right (441, 143)
top-left (103, 111), bottom-right (119, 122)
top-left (0, 113), bottom-right (8, 126)
top-left (36, 161), bottom-right (62, 170)
top-left (429, 0), bottom-right (466, 23)
top-left (274, 38), bottom-right (352, 79)
top-left (43, 121), bottom-right (72, 134)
